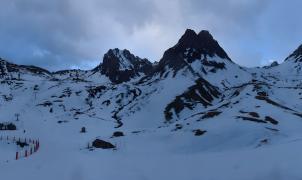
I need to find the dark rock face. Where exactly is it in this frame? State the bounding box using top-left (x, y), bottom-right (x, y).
top-left (201, 111), bottom-right (222, 119)
top-left (193, 129), bottom-right (207, 136)
top-left (87, 86), bottom-right (106, 98)
top-left (92, 139), bottom-right (115, 149)
top-left (285, 44), bottom-right (302, 62)
top-left (178, 29), bottom-right (230, 60)
top-left (248, 112), bottom-right (260, 118)
top-left (99, 49), bottom-right (153, 84)
top-left (164, 78), bottom-right (221, 121)
top-left (265, 116), bottom-right (279, 125)
top-left (112, 131), bottom-right (124, 138)
top-left (154, 29), bottom-right (231, 76)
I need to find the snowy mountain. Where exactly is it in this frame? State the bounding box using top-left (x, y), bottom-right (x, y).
top-left (1, 29), bottom-right (302, 180)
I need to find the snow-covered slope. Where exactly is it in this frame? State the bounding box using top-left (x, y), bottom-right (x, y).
top-left (1, 29), bottom-right (302, 180)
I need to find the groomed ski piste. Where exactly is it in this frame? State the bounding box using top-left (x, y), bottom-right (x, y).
top-left (1, 114), bottom-right (302, 180)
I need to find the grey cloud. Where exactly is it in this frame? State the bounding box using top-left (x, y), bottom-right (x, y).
top-left (0, 0), bottom-right (301, 70)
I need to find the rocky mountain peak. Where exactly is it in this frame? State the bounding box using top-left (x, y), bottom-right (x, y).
top-left (177, 29), bottom-right (198, 47)
top-left (100, 48), bottom-right (153, 84)
top-left (175, 29), bottom-right (230, 60)
top-left (154, 29), bottom-right (231, 76)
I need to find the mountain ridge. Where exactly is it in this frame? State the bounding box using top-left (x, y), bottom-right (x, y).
top-left (0, 29), bottom-right (300, 82)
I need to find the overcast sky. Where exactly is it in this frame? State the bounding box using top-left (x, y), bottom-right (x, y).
top-left (0, 0), bottom-right (301, 71)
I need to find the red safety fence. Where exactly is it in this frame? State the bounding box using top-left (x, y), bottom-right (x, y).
top-left (0, 135), bottom-right (40, 160)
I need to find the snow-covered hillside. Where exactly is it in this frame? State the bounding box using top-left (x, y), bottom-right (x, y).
top-left (1, 29), bottom-right (302, 180)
